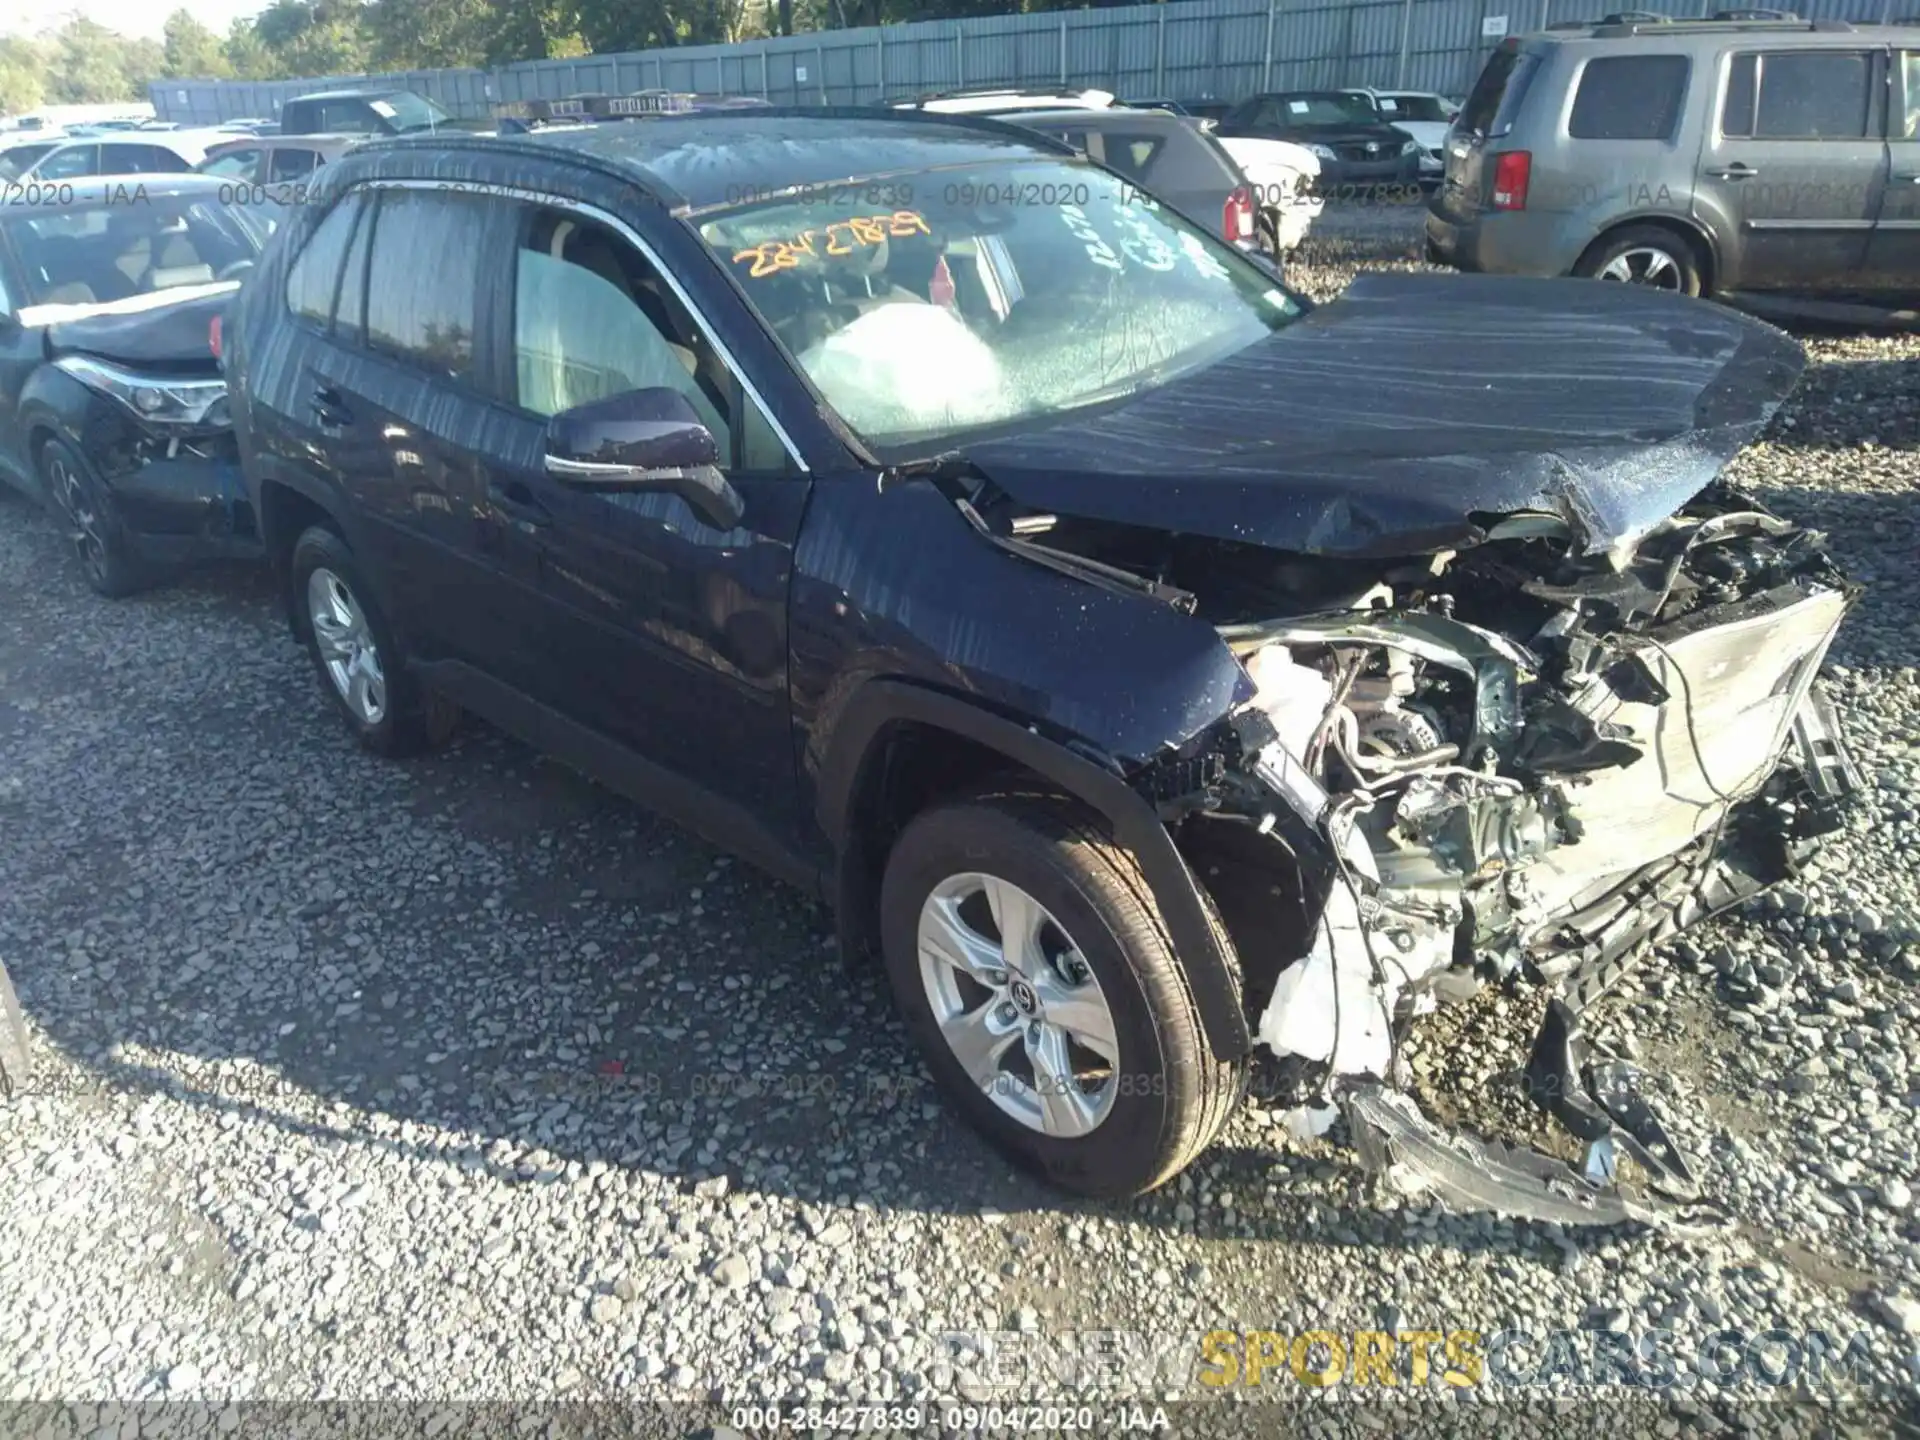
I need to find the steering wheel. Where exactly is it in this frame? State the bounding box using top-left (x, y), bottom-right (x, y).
top-left (216, 259), bottom-right (256, 282)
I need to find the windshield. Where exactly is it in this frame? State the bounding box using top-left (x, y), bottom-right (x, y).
top-left (1377, 94), bottom-right (1453, 123)
top-left (379, 92), bottom-right (452, 133)
top-left (0, 144), bottom-right (56, 180)
top-left (1276, 93), bottom-right (1383, 127)
top-left (697, 157), bottom-right (1302, 451)
top-left (1, 193), bottom-right (266, 307)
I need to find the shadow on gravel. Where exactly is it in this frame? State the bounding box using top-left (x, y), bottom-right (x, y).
top-left (5, 291), bottom-right (1916, 1271)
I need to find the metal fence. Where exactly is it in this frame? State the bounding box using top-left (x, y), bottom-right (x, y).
top-left (151, 0), bottom-right (1913, 124)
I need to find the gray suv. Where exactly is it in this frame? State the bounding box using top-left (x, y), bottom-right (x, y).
top-left (1426, 14), bottom-right (1920, 298)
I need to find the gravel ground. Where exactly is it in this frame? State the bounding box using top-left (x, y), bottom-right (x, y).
top-left (3, 201), bottom-right (1919, 1435)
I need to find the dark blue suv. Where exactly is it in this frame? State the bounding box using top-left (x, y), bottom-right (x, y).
top-left (224, 108), bottom-right (1858, 1214)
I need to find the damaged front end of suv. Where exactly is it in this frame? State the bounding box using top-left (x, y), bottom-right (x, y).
top-left (944, 274), bottom-right (1863, 1224)
top-left (1161, 485), bottom-right (1856, 1225)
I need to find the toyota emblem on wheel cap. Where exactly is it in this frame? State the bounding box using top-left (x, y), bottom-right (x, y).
top-left (1009, 978), bottom-right (1039, 1016)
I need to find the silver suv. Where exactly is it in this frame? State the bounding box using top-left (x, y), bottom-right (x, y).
top-left (1426, 13), bottom-right (1920, 297)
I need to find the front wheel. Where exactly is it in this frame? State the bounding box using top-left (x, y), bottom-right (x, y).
top-left (878, 791), bottom-right (1246, 1199)
top-left (38, 437), bottom-right (150, 598)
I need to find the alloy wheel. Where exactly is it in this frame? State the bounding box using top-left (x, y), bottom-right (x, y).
top-left (46, 453), bottom-right (108, 586)
top-left (307, 566), bottom-right (387, 726)
top-left (916, 872), bottom-right (1120, 1138)
top-left (1596, 246), bottom-right (1682, 289)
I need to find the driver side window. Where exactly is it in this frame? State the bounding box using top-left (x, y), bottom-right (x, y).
top-left (508, 207), bottom-right (789, 473)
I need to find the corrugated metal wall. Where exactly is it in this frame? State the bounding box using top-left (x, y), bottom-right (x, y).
top-left (149, 0), bottom-right (1911, 124)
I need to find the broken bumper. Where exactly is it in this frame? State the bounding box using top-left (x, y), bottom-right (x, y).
top-left (1328, 688), bottom-right (1861, 1226)
top-left (107, 453), bottom-right (262, 567)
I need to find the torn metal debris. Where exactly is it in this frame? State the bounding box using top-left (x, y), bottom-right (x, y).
top-left (1125, 484), bottom-right (1861, 1224)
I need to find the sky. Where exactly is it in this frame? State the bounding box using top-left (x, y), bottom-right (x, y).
top-left (0, 0), bottom-right (266, 44)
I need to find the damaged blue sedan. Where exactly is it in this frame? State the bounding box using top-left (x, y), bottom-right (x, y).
top-left (0, 175), bottom-right (268, 596)
top-left (219, 109), bottom-right (1861, 1223)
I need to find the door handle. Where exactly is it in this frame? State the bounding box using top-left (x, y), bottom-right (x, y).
top-left (310, 382), bottom-right (352, 428)
top-left (487, 478), bottom-right (552, 528)
top-left (1894, 172), bottom-right (1920, 183)
top-left (1704, 164), bottom-right (1760, 179)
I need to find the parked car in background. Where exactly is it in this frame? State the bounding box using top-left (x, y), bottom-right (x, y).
top-left (973, 106), bottom-right (1268, 255)
top-left (3, 131), bottom-right (225, 182)
top-left (0, 140), bottom-right (60, 181)
top-left (0, 176), bottom-right (268, 595)
top-left (1216, 90), bottom-right (1422, 192)
top-left (902, 90), bottom-right (1315, 258)
top-left (898, 86), bottom-right (1119, 115)
top-left (1428, 14), bottom-right (1920, 299)
top-left (224, 110), bottom-right (1857, 1218)
top-left (199, 134), bottom-right (363, 206)
top-left (1210, 134), bottom-right (1324, 252)
top-left (278, 88), bottom-right (456, 137)
top-left (1343, 87), bottom-right (1461, 184)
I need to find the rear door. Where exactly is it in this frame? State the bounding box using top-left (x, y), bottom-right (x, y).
top-left (1867, 46), bottom-right (1920, 295)
top-left (31, 144), bottom-right (100, 181)
top-left (103, 143), bottom-right (196, 175)
top-left (324, 184), bottom-right (545, 683)
top-left (1697, 46), bottom-right (1886, 290)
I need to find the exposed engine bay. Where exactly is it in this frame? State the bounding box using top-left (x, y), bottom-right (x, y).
top-left (962, 476), bottom-right (1863, 1226)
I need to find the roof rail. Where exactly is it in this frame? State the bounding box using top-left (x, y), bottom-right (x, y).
top-left (490, 91), bottom-right (769, 124)
top-left (1597, 10), bottom-right (1670, 21)
top-left (1589, 10), bottom-right (1846, 33)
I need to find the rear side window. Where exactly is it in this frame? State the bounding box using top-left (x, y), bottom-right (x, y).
top-left (1100, 132), bottom-right (1169, 180)
top-left (1569, 55), bottom-right (1688, 139)
top-left (269, 148), bottom-right (321, 181)
top-left (285, 190), bottom-right (365, 327)
top-left (1458, 43), bottom-right (1541, 138)
top-left (1725, 51), bottom-right (1873, 138)
top-left (363, 188), bottom-right (484, 380)
top-left (104, 144), bottom-right (192, 174)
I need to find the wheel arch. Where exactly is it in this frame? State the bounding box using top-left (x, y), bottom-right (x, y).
top-left (818, 678), bottom-right (1253, 1064)
top-left (1574, 214), bottom-right (1719, 294)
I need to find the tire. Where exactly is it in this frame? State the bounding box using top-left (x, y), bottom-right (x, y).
top-left (288, 522), bottom-right (458, 757)
top-left (878, 790), bottom-right (1247, 1199)
top-left (0, 954), bottom-right (29, 1101)
top-left (1574, 224), bottom-right (1705, 297)
top-left (38, 436), bottom-right (151, 598)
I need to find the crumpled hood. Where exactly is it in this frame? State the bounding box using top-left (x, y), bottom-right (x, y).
top-left (962, 272), bottom-right (1806, 558)
top-left (39, 283), bottom-right (235, 372)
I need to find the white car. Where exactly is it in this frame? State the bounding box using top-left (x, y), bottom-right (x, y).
top-left (897, 87), bottom-right (1119, 115)
top-left (1343, 89), bottom-right (1460, 181)
top-left (1213, 135), bottom-right (1323, 253)
top-left (2, 132), bottom-right (221, 183)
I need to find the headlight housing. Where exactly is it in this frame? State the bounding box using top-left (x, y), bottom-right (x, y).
top-left (1307, 143), bottom-right (1338, 161)
top-left (1401, 138), bottom-right (1421, 155)
top-left (52, 355), bottom-right (230, 429)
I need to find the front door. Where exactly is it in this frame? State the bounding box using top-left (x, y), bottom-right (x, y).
top-left (477, 199), bottom-right (810, 834)
top-left (1698, 47), bottom-right (1886, 291)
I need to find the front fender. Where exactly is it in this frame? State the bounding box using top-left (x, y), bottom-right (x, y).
top-left (795, 477), bottom-right (1259, 1061)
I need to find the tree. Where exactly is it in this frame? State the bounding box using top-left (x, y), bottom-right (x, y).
top-left (250, 0), bottom-right (374, 79)
top-left (223, 19), bottom-right (282, 80)
top-left (162, 11), bottom-right (232, 78)
top-left (0, 38), bottom-right (45, 115)
top-left (43, 18), bottom-right (164, 103)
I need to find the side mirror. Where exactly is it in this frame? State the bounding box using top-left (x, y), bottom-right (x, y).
top-left (543, 387), bottom-right (745, 531)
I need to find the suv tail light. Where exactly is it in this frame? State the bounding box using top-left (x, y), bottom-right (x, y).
top-left (209, 314), bottom-right (223, 361)
top-left (1224, 185), bottom-right (1256, 246)
top-left (1491, 150), bottom-right (1530, 211)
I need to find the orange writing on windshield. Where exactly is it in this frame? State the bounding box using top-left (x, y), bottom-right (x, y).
top-left (733, 211), bottom-right (931, 278)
